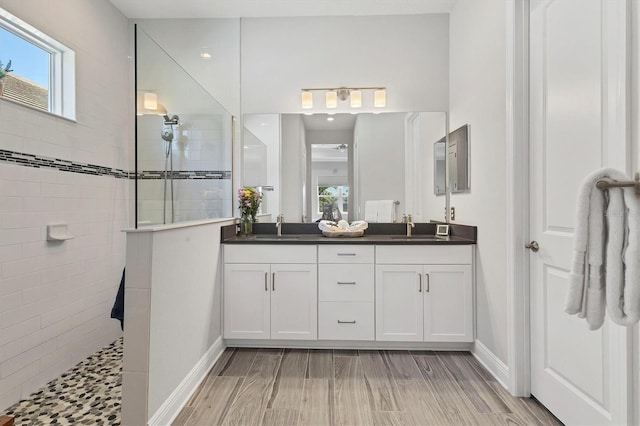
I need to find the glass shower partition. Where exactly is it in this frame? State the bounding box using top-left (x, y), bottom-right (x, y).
top-left (135, 26), bottom-right (233, 226)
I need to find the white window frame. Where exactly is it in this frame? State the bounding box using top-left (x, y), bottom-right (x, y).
top-left (0, 8), bottom-right (75, 120)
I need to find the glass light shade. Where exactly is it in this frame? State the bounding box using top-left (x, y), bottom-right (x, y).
top-left (143, 92), bottom-right (158, 110)
top-left (301, 91), bottom-right (313, 109)
top-left (350, 90), bottom-right (362, 108)
top-left (374, 89), bottom-right (386, 108)
top-left (325, 90), bottom-right (338, 108)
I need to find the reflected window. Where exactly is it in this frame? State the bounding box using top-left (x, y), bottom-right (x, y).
top-left (318, 185), bottom-right (348, 214)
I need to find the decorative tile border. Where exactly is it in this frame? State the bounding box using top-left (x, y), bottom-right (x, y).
top-left (0, 149), bottom-right (231, 180)
top-left (138, 170), bottom-right (232, 180)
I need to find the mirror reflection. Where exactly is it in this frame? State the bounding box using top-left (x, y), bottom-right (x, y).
top-left (242, 111), bottom-right (448, 223)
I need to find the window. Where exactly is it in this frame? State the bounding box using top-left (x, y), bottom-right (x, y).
top-left (318, 185), bottom-right (349, 214)
top-left (0, 8), bottom-right (75, 119)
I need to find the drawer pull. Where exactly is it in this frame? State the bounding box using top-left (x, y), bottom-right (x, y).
top-left (337, 253), bottom-right (357, 256)
top-left (265, 272), bottom-right (268, 291)
top-left (425, 273), bottom-right (430, 292)
top-left (337, 281), bottom-right (357, 285)
top-left (337, 320), bottom-right (357, 324)
top-left (272, 272), bottom-right (275, 291)
top-left (419, 273), bottom-right (422, 292)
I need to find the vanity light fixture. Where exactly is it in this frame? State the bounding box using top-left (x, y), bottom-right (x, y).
top-left (374, 89), bottom-right (387, 108)
top-left (300, 86), bottom-right (386, 110)
top-left (350, 89), bottom-right (362, 108)
top-left (325, 90), bottom-right (338, 109)
top-left (301, 91), bottom-right (313, 109)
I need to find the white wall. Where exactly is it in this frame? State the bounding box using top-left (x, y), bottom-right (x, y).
top-left (449, 0), bottom-right (508, 363)
top-left (122, 219), bottom-right (232, 425)
top-left (240, 14), bottom-right (449, 114)
top-left (0, 0), bottom-right (132, 410)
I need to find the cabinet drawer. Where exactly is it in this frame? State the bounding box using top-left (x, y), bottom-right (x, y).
top-left (318, 302), bottom-right (374, 341)
top-left (375, 245), bottom-right (472, 265)
top-left (224, 244), bottom-right (317, 264)
top-left (318, 264), bottom-right (374, 302)
top-left (318, 245), bottom-right (374, 264)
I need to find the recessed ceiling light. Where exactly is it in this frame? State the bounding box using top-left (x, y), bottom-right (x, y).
top-left (200, 47), bottom-right (212, 59)
top-left (327, 117), bottom-right (335, 121)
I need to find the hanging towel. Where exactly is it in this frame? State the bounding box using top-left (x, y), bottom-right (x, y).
top-left (364, 200), bottom-right (378, 222)
top-left (604, 179), bottom-right (640, 326)
top-left (110, 268), bottom-right (125, 331)
top-left (565, 168), bottom-right (640, 330)
top-left (377, 200), bottom-right (395, 222)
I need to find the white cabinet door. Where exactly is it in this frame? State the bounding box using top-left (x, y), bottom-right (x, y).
top-left (223, 264), bottom-right (270, 339)
top-left (423, 265), bottom-right (473, 342)
top-left (270, 264), bottom-right (318, 340)
top-left (375, 265), bottom-right (423, 341)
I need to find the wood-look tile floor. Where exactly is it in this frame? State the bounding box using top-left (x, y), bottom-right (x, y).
top-left (174, 348), bottom-right (562, 426)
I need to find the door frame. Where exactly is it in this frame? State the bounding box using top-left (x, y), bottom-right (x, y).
top-left (505, 0), bottom-right (530, 398)
top-left (506, 0), bottom-right (634, 416)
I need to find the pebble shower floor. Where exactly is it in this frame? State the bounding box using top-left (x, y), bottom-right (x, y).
top-left (3, 338), bottom-right (122, 426)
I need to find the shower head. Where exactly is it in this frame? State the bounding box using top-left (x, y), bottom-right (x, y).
top-left (163, 114), bottom-right (179, 125)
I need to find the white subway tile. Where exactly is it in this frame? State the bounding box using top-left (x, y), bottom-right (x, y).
top-left (0, 340), bottom-right (23, 364)
top-left (0, 317), bottom-right (40, 346)
top-left (1, 299), bottom-right (50, 329)
top-left (0, 227), bottom-right (42, 246)
top-left (0, 272), bottom-right (42, 297)
top-left (0, 338), bottom-right (56, 379)
top-left (0, 291), bottom-right (22, 314)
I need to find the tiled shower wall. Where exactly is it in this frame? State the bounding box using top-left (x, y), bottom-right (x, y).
top-left (0, 0), bottom-right (132, 410)
top-left (137, 113), bottom-right (232, 225)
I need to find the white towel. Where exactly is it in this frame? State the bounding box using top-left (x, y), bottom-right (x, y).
top-left (604, 179), bottom-right (640, 326)
top-left (377, 200), bottom-right (395, 222)
top-left (364, 200), bottom-right (378, 222)
top-left (565, 168), bottom-right (640, 330)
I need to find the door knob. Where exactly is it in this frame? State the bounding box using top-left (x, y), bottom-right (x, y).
top-left (525, 241), bottom-right (539, 252)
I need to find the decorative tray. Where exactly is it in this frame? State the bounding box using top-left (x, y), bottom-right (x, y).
top-left (322, 230), bottom-right (365, 238)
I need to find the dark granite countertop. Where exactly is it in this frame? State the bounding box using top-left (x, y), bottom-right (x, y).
top-left (221, 222), bottom-right (477, 245)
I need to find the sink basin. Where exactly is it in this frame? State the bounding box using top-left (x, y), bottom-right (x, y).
top-left (389, 235), bottom-right (439, 240)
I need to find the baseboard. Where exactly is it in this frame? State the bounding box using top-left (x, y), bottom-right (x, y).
top-left (472, 339), bottom-right (510, 389)
top-left (148, 336), bottom-right (225, 426)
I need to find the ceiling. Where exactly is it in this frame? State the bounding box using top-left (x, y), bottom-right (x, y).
top-left (109, 0), bottom-right (456, 19)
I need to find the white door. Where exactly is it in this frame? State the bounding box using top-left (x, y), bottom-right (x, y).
top-left (270, 264), bottom-right (318, 340)
top-left (223, 263), bottom-right (271, 339)
top-left (375, 265), bottom-right (423, 341)
top-left (423, 265), bottom-right (473, 342)
top-left (529, 1), bottom-right (630, 424)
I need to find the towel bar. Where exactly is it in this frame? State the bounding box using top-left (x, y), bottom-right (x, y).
top-left (595, 172), bottom-right (640, 197)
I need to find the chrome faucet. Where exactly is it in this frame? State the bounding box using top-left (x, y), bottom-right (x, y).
top-left (276, 214), bottom-right (284, 237)
top-left (406, 214), bottom-right (415, 237)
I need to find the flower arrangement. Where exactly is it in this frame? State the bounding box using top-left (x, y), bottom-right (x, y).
top-left (237, 187), bottom-right (262, 222)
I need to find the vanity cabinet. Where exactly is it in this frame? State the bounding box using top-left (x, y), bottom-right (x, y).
top-left (223, 245), bottom-right (317, 340)
top-left (375, 246), bottom-right (474, 342)
top-left (318, 245), bottom-right (375, 340)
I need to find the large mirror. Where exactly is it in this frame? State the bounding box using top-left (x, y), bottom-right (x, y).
top-left (242, 111), bottom-right (448, 223)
